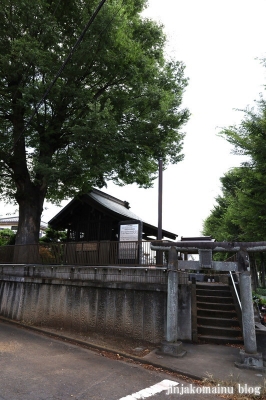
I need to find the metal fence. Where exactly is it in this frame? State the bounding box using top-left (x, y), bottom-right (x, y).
top-left (0, 241), bottom-right (167, 267)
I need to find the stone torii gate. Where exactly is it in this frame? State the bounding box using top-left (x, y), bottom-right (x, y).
top-left (151, 240), bottom-right (266, 371)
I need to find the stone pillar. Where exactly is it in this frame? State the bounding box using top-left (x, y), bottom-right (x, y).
top-left (159, 247), bottom-right (186, 357)
top-left (166, 246), bottom-right (178, 342)
top-left (240, 271), bottom-right (257, 354)
top-left (235, 271), bottom-right (265, 370)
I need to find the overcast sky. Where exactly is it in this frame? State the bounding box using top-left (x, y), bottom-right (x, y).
top-left (2, 0), bottom-right (266, 239)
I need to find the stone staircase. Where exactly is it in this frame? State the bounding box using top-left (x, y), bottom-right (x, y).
top-left (196, 282), bottom-right (243, 344)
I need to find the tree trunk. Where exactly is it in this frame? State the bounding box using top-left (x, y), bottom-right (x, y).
top-left (9, 75), bottom-right (49, 256)
top-left (15, 183), bottom-right (46, 245)
top-left (13, 181), bottom-right (46, 264)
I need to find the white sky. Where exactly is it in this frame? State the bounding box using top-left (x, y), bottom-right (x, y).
top-left (1, 0), bottom-right (266, 239)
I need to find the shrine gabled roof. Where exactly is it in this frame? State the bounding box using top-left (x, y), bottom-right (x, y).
top-left (49, 188), bottom-right (178, 240)
top-left (89, 189), bottom-right (142, 221)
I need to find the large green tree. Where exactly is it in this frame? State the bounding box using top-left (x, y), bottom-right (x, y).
top-left (203, 95), bottom-right (266, 242)
top-left (0, 0), bottom-right (189, 245)
top-left (203, 167), bottom-right (247, 241)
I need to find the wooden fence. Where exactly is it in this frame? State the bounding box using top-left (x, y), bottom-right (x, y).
top-left (0, 241), bottom-right (167, 267)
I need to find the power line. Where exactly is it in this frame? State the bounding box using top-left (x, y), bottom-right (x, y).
top-left (13, 0), bottom-right (108, 152)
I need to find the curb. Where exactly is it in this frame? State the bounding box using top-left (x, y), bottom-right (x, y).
top-left (0, 316), bottom-right (202, 381)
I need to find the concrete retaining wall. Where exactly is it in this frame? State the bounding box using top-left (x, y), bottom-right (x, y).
top-left (0, 265), bottom-right (192, 343)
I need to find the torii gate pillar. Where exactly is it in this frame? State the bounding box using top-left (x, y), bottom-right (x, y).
top-left (235, 270), bottom-right (265, 370)
top-left (159, 247), bottom-right (186, 357)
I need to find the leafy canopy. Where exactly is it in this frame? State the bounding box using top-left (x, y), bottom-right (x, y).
top-left (0, 0), bottom-right (189, 205)
top-left (203, 89), bottom-right (266, 242)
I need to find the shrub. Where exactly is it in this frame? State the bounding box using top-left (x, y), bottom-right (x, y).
top-left (0, 229), bottom-right (16, 245)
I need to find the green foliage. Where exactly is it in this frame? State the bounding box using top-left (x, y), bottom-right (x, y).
top-left (0, 0), bottom-right (189, 244)
top-left (253, 293), bottom-right (266, 307)
top-left (203, 89), bottom-right (266, 242)
top-left (256, 288), bottom-right (266, 296)
top-left (0, 229), bottom-right (16, 245)
top-left (261, 297), bottom-right (266, 306)
top-left (0, 0), bottom-right (189, 201)
top-left (39, 227), bottom-right (67, 243)
top-left (203, 168), bottom-right (244, 241)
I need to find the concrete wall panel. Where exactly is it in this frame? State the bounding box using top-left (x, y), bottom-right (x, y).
top-left (153, 291), bottom-right (166, 343)
top-left (143, 291), bottom-right (155, 342)
top-left (0, 266), bottom-right (192, 344)
top-left (96, 288), bottom-right (107, 332)
top-left (113, 290), bottom-right (124, 336)
top-left (86, 287), bottom-right (97, 331)
top-left (79, 288), bottom-right (89, 333)
top-left (105, 289), bottom-right (116, 333)
top-left (132, 291), bottom-right (144, 339)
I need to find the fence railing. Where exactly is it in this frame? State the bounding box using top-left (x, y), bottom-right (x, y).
top-left (0, 241), bottom-right (167, 267)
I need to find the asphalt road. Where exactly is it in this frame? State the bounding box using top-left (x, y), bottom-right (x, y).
top-left (0, 321), bottom-right (228, 400)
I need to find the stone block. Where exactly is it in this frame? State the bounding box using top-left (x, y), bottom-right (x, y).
top-left (235, 349), bottom-right (266, 371)
top-left (159, 340), bottom-right (186, 358)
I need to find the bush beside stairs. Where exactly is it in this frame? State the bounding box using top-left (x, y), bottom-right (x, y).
top-left (196, 282), bottom-right (243, 345)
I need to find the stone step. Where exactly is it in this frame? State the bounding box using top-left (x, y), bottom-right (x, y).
top-left (196, 283), bottom-right (231, 291)
top-left (196, 288), bottom-right (231, 297)
top-left (197, 316), bottom-right (240, 328)
top-left (197, 308), bottom-right (237, 318)
top-left (197, 334), bottom-right (243, 345)
top-left (197, 324), bottom-right (241, 337)
top-left (196, 295), bottom-right (234, 304)
top-left (195, 283), bottom-right (243, 345)
top-left (197, 301), bottom-right (235, 311)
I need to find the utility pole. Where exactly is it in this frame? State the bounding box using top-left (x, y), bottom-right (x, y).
top-left (157, 157), bottom-right (163, 265)
top-left (158, 157), bottom-right (163, 240)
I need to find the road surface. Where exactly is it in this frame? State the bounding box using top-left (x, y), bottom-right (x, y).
top-left (0, 320), bottom-right (229, 399)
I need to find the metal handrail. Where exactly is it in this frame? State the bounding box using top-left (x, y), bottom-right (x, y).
top-left (229, 271), bottom-right (242, 310)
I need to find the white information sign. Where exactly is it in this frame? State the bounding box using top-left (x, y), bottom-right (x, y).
top-left (119, 224), bottom-right (139, 241)
top-left (119, 224), bottom-right (139, 259)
